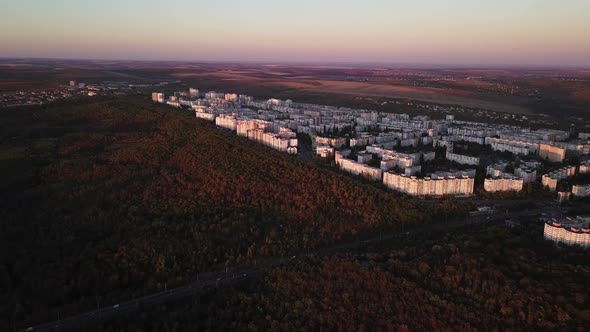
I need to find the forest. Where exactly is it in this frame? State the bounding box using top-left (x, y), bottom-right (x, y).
top-left (91, 222), bottom-right (590, 331)
top-left (0, 96), bottom-right (468, 329)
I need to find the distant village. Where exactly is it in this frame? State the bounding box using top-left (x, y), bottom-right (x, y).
top-left (0, 80), bottom-right (166, 108)
top-left (152, 88), bottom-right (590, 248)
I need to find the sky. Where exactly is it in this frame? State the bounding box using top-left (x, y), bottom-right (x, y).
top-left (1, 0), bottom-right (589, 66)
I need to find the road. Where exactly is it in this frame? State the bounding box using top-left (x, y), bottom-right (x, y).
top-left (22, 270), bottom-right (265, 332)
top-left (21, 203), bottom-right (550, 331)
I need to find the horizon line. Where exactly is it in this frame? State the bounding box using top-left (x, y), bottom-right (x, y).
top-left (1, 56), bottom-right (590, 71)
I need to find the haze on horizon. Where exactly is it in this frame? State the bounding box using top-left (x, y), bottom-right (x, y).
top-left (1, 0), bottom-right (589, 67)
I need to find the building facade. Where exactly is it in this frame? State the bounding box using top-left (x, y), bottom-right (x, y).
top-left (383, 172), bottom-right (474, 196)
top-left (484, 175), bottom-right (524, 192)
top-left (336, 152), bottom-right (383, 181)
top-left (539, 143), bottom-right (566, 163)
top-left (485, 137), bottom-right (538, 155)
top-left (572, 184), bottom-right (590, 197)
top-left (544, 217), bottom-right (590, 248)
top-left (514, 167), bottom-right (537, 183)
top-left (446, 152), bottom-right (480, 166)
top-left (542, 166), bottom-right (576, 191)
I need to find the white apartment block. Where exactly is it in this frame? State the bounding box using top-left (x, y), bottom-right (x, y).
top-left (484, 174), bottom-right (524, 192)
top-left (380, 156), bottom-right (413, 171)
top-left (166, 100), bottom-right (181, 108)
top-left (399, 137), bottom-right (420, 147)
top-left (442, 135), bottom-right (485, 145)
top-left (544, 217), bottom-right (590, 248)
top-left (236, 119), bottom-right (269, 137)
top-left (383, 172), bottom-right (474, 196)
top-left (579, 160), bottom-right (590, 174)
top-left (572, 184), bottom-right (590, 197)
top-left (246, 129), bottom-right (298, 154)
top-left (422, 151), bottom-right (436, 162)
top-left (542, 177), bottom-right (559, 192)
top-left (335, 152), bottom-right (382, 181)
top-left (316, 146), bottom-right (334, 158)
top-left (315, 136), bottom-right (346, 148)
top-left (541, 166), bottom-right (576, 191)
top-left (404, 165), bottom-right (422, 176)
top-left (267, 98), bottom-right (284, 106)
top-left (195, 111), bottom-right (216, 121)
top-left (205, 91), bottom-right (225, 100)
top-left (151, 92), bottom-right (165, 103)
top-left (366, 145), bottom-right (396, 158)
top-left (434, 139), bottom-right (453, 151)
top-left (553, 141), bottom-right (590, 155)
top-left (239, 95), bottom-right (254, 103)
top-left (558, 191), bottom-right (571, 203)
top-left (366, 147), bottom-right (431, 163)
top-left (502, 129), bottom-right (569, 143)
top-left (446, 152), bottom-right (480, 166)
top-left (375, 132), bottom-right (403, 144)
top-left (350, 135), bottom-right (376, 148)
top-left (224, 93), bottom-right (239, 102)
top-left (215, 114), bottom-right (238, 131)
top-left (535, 129), bottom-right (570, 142)
top-left (381, 118), bottom-right (432, 130)
top-left (485, 137), bottom-right (538, 155)
top-left (514, 167), bottom-right (537, 183)
top-left (357, 151), bottom-right (373, 164)
top-left (447, 126), bottom-right (500, 138)
top-left (539, 143), bottom-right (566, 163)
top-left (486, 163), bottom-right (507, 177)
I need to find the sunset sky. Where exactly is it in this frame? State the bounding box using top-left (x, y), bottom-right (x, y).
top-left (1, 0), bottom-right (589, 66)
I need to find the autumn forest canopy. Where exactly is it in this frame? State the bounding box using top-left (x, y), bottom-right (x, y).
top-left (0, 96), bottom-right (588, 330)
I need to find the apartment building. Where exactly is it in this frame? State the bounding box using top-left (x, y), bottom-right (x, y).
top-left (189, 88), bottom-right (199, 98)
top-left (224, 93), bottom-right (239, 102)
top-left (349, 134), bottom-right (376, 148)
top-left (246, 129), bottom-right (298, 154)
top-left (539, 143), bottom-right (566, 163)
top-left (486, 163), bottom-right (507, 177)
top-left (151, 92), bottom-right (165, 103)
top-left (572, 184), bottom-right (590, 197)
top-left (485, 137), bottom-right (538, 155)
top-left (514, 167), bottom-right (537, 183)
top-left (335, 152), bottom-right (382, 181)
top-left (215, 114), bottom-right (238, 131)
top-left (316, 146), bottom-right (334, 158)
top-left (484, 174), bottom-right (524, 192)
top-left (383, 171), bottom-right (474, 196)
top-left (236, 119), bottom-right (269, 137)
top-left (195, 110), bottom-right (216, 121)
top-left (315, 136), bottom-right (347, 148)
top-left (356, 151), bottom-right (373, 164)
top-left (446, 152), bottom-right (480, 166)
top-left (579, 160), bottom-right (590, 174)
top-left (541, 166), bottom-right (576, 191)
top-left (544, 216), bottom-right (590, 248)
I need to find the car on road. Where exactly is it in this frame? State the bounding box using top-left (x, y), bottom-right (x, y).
top-left (112, 304), bottom-right (120, 309)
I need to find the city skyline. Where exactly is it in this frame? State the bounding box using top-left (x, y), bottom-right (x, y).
top-left (1, 0), bottom-right (590, 67)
